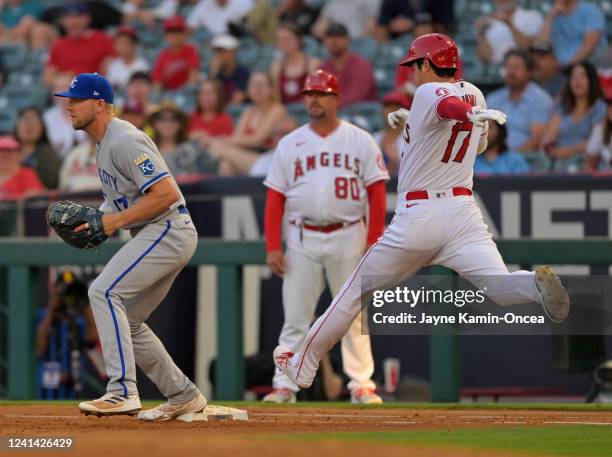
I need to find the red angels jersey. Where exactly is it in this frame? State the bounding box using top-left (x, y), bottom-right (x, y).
top-left (264, 120), bottom-right (389, 224)
top-left (398, 80), bottom-right (487, 194)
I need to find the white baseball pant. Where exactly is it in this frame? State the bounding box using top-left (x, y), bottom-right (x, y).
top-left (273, 220), bottom-right (376, 393)
top-left (290, 192), bottom-right (543, 388)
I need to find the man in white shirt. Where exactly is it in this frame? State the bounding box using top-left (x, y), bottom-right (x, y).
top-left (312, 0), bottom-right (380, 39)
top-left (187, 0), bottom-right (253, 36)
top-left (44, 73), bottom-right (88, 158)
top-left (476, 0), bottom-right (543, 64)
top-left (104, 26), bottom-right (149, 89)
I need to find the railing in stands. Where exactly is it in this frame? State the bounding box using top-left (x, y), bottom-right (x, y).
top-left (0, 239), bottom-right (611, 400)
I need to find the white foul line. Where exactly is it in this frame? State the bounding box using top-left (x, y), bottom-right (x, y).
top-left (543, 421), bottom-right (612, 426)
top-left (251, 412), bottom-right (403, 419)
top-left (3, 414), bottom-right (80, 419)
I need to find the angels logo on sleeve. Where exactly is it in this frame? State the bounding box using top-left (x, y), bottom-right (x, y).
top-left (435, 87), bottom-right (451, 97)
top-left (133, 153), bottom-right (156, 176)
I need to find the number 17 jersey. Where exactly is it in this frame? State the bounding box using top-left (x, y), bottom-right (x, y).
top-left (398, 80), bottom-right (486, 194)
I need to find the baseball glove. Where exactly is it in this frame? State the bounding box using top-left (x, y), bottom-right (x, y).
top-left (46, 201), bottom-right (108, 249)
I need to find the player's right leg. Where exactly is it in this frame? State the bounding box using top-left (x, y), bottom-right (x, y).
top-left (265, 226), bottom-right (326, 403)
top-left (275, 208), bottom-right (443, 389)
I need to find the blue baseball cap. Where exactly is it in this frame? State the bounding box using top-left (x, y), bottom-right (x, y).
top-left (54, 73), bottom-right (114, 104)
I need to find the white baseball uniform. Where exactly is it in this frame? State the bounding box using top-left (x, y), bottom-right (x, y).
top-left (264, 120), bottom-right (389, 393)
top-left (285, 80), bottom-right (545, 388)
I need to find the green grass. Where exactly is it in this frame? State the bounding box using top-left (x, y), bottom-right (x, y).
top-left (284, 426), bottom-right (612, 457)
top-left (2, 400), bottom-right (612, 412)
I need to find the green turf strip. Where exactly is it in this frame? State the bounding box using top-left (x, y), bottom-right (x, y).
top-left (2, 400), bottom-right (612, 412)
top-left (285, 426), bottom-right (612, 457)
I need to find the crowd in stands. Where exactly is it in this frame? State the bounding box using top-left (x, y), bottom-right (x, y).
top-left (0, 0), bottom-right (611, 201)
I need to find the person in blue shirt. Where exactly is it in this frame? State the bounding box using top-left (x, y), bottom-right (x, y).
top-left (0, 0), bottom-right (53, 50)
top-left (475, 120), bottom-right (529, 175)
top-left (541, 61), bottom-right (606, 171)
top-left (538, 0), bottom-right (608, 67)
top-left (486, 49), bottom-right (553, 152)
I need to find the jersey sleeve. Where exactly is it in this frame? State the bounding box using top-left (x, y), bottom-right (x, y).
top-left (263, 140), bottom-right (289, 194)
top-left (361, 133), bottom-right (390, 186)
top-left (412, 83), bottom-right (458, 125)
top-left (112, 132), bottom-right (172, 194)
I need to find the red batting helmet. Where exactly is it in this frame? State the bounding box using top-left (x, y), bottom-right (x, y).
top-left (399, 33), bottom-right (458, 69)
top-left (302, 69), bottom-right (340, 95)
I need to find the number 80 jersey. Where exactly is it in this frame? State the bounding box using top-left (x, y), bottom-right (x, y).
top-left (264, 120), bottom-right (389, 225)
top-left (398, 80), bottom-right (487, 194)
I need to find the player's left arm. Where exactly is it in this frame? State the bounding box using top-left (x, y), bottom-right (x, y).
top-left (436, 95), bottom-right (506, 126)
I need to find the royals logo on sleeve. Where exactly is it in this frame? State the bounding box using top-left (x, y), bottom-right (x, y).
top-left (133, 153), bottom-right (155, 176)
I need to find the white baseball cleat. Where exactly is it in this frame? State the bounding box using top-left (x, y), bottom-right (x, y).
top-left (273, 346), bottom-right (311, 389)
top-left (79, 392), bottom-right (141, 416)
top-left (262, 388), bottom-right (297, 403)
top-left (535, 266), bottom-right (570, 323)
top-left (137, 393), bottom-right (207, 422)
top-left (351, 387), bottom-right (383, 404)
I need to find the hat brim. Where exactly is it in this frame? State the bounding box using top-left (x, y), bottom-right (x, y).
top-left (53, 90), bottom-right (85, 99)
top-left (399, 57), bottom-right (417, 67)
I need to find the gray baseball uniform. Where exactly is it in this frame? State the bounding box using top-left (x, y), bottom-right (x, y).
top-left (89, 118), bottom-right (199, 403)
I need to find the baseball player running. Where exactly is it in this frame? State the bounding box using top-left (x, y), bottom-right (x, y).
top-left (54, 73), bottom-right (206, 420)
top-left (263, 70), bottom-right (389, 403)
top-left (274, 34), bottom-right (570, 390)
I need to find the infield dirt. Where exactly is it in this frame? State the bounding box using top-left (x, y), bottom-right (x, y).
top-left (2, 404), bottom-right (612, 457)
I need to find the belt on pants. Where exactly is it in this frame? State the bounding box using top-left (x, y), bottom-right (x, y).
top-left (178, 205), bottom-right (189, 215)
top-left (405, 187), bottom-right (472, 201)
top-left (290, 219), bottom-right (361, 233)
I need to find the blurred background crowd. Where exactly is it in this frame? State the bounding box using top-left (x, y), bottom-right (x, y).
top-left (0, 0), bottom-right (612, 201)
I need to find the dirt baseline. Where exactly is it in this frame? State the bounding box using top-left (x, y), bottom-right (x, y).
top-left (2, 404), bottom-right (612, 457)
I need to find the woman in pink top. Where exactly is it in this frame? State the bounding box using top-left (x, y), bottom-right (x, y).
top-left (209, 71), bottom-right (288, 176)
top-left (270, 23), bottom-right (320, 104)
top-left (188, 79), bottom-right (234, 149)
top-left (0, 135), bottom-right (45, 200)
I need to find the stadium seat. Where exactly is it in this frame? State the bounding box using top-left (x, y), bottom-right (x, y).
top-left (252, 46), bottom-right (278, 72)
top-left (374, 64), bottom-right (398, 95)
top-left (237, 40), bottom-right (263, 69)
top-left (0, 44), bottom-right (28, 71)
top-left (137, 27), bottom-right (165, 48)
top-left (286, 102), bottom-right (309, 125)
top-left (522, 151), bottom-right (552, 173)
top-left (227, 104), bottom-right (246, 123)
top-left (0, 103), bottom-right (16, 131)
top-left (303, 35), bottom-right (325, 59)
top-left (0, 85), bottom-right (47, 111)
top-left (350, 37), bottom-right (379, 61)
top-left (141, 46), bottom-right (161, 66)
top-left (375, 42), bottom-right (406, 67)
top-left (340, 102), bottom-right (383, 132)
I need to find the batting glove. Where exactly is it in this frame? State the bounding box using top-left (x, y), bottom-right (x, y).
top-left (467, 107), bottom-right (507, 127)
top-left (387, 108), bottom-right (410, 129)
